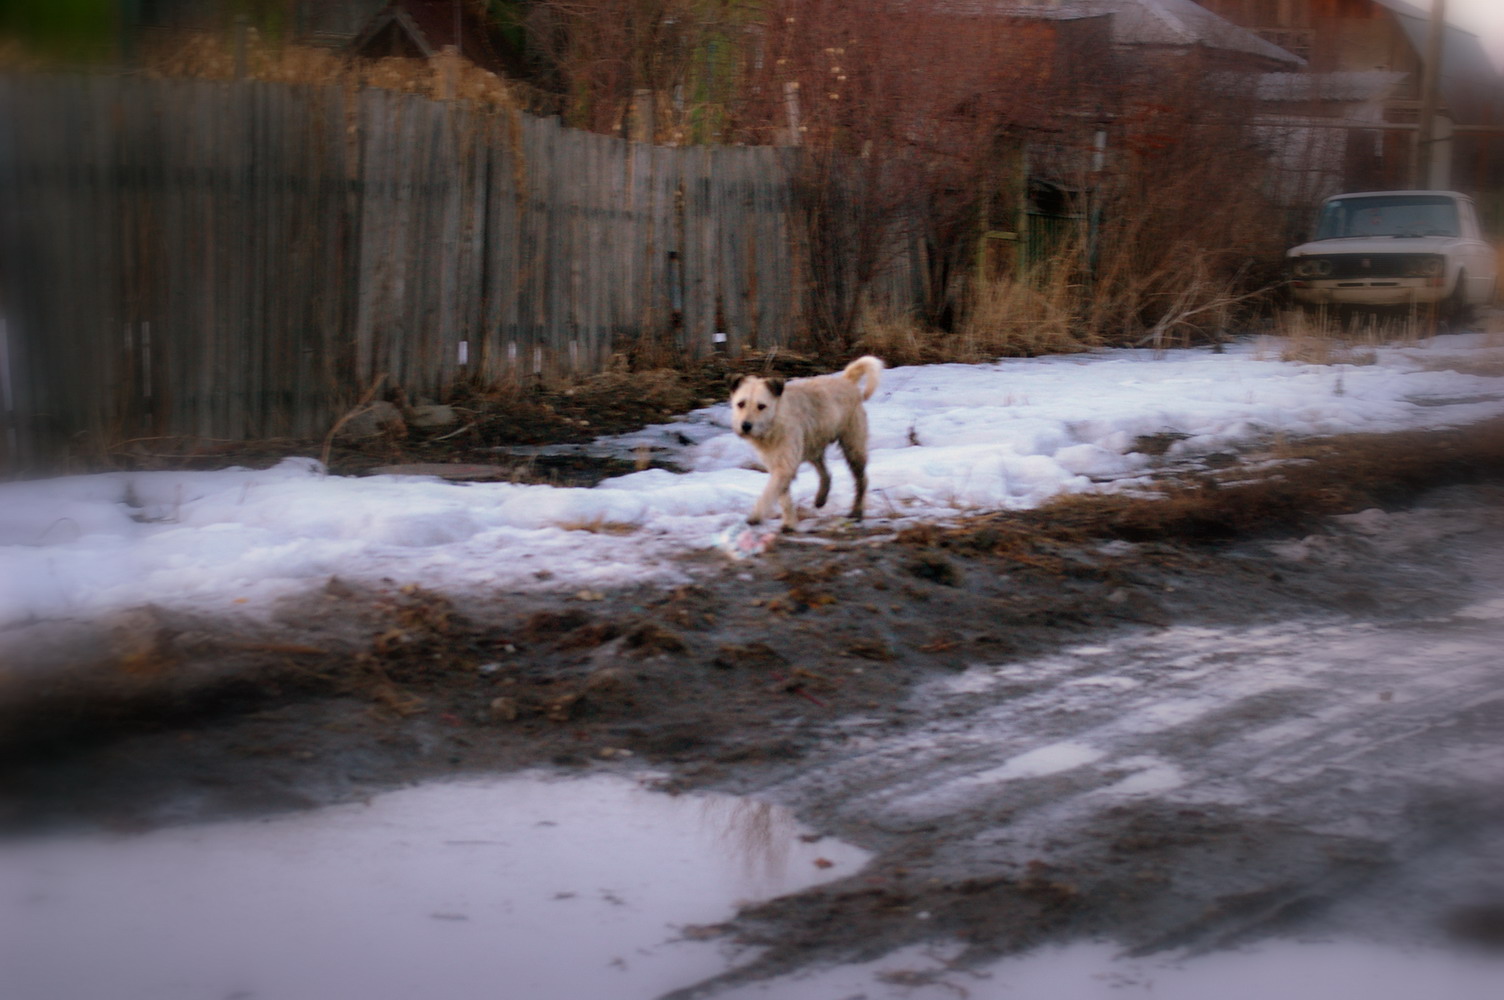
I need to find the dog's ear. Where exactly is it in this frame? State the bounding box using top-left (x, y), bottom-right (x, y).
top-left (765, 378), bottom-right (785, 397)
top-left (728, 373), bottom-right (751, 393)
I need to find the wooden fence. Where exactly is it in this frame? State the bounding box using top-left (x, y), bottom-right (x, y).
top-left (0, 74), bottom-right (915, 467)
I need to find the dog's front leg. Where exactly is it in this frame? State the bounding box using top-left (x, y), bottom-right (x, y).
top-left (778, 484), bottom-right (799, 530)
top-left (748, 468), bottom-right (795, 526)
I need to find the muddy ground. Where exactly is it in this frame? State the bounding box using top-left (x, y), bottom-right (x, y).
top-left (3, 412), bottom-right (1504, 992)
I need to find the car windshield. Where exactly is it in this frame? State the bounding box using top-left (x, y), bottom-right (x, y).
top-left (1314, 195), bottom-right (1460, 239)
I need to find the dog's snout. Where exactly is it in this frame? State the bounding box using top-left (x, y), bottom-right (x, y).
top-left (740, 421), bottom-right (752, 435)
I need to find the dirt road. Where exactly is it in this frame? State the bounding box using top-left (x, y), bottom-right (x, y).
top-left (2, 427), bottom-right (1502, 993)
top-left (693, 487), bottom-right (1504, 991)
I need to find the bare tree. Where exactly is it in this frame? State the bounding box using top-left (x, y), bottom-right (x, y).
top-left (509, 0), bottom-right (750, 137)
top-left (504, 2), bottom-right (1298, 351)
top-left (1087, 61), bottom-right (1292, 345)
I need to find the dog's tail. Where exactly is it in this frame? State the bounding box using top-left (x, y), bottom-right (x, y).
top-left (842, 355), bottom-right (883, 401)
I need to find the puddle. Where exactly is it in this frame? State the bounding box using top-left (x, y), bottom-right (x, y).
top-left (0, 772), bottom-right (869, 1000)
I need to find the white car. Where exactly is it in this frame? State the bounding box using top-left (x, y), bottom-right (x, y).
top-left (1286, 190), bottom-right (1496, 320)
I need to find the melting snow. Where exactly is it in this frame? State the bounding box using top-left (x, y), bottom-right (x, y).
top-left (2, 334), bottom-right (1502, 632)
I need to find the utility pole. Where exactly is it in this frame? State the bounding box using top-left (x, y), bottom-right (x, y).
top-left (1414, 0), bottom-right (1446, 188)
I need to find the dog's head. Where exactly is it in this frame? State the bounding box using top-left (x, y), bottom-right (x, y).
top-left (729, 374), bottom-right (785, 440)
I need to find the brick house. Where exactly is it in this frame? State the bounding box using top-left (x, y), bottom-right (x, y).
top-left (1196, 0), bottom-right (1504, 196)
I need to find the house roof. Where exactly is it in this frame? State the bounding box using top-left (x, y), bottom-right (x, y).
top-left (350, 0), bottom-right (523, 78)
top-left (1070, 0), bottom-right (1304, 66)
top-left (952, 2), bottom-right (1301, 62)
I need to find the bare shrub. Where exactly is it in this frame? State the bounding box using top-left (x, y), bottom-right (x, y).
top-left (512, 0), bottom-right (751, 138)
top-left (1082, 66), bottom-right (1289, 348)
top-left (735, 4), bottom-right (1294, 356)
top-left (736, 0), bottom-right (1090, 353)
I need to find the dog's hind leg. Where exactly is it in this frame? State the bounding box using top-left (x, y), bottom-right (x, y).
top-left (838, 437), bottom-right (867, 520)
top-left (812, 455), bottom-right (832, 509)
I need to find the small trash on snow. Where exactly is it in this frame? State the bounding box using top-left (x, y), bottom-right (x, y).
top-left (715, 522), bottom-right (779, 559)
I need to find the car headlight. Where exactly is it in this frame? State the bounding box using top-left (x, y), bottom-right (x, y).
top-left (1405, 256), bottom-right (1444, 277)
top-left (1292, 259), bottom-right (1316, 278)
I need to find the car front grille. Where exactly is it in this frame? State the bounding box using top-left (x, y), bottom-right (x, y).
top-left (1323, 254), bottom-right (1419, 279)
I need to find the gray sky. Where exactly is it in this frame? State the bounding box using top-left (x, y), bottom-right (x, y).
top-left (1435, 0), bottom-right (1504, 66)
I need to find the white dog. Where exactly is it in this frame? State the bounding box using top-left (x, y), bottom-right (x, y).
top-left (729, 355), bottom-right (883, 529)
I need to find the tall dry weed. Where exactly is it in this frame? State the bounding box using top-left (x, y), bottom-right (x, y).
top-left (958, 256), bottom-right (1096, 358)
top-left (853, 249), bottom-right (1098, 363)
top-left (1270, 306), bottom-right (1437, 365)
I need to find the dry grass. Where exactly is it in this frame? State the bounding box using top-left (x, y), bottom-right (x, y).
top-left (855, 254), bottom-right (1096, 364)
top-left (139, 30), bottom-right (521, 108)
top-left (848, 307), bottom-right (930, 366)
top-left (897, 419), bottom-right (1504, 567)
top-left (853, 251), bottom-right (1260, 364)
top-left (1010, 421), bottom-right (1504, 547)
top-left (1265, 307), bottom-right (1440, 366)
top-left (959, 260), bottom-right (1096, 358)
top-left (556, 517), bottom-right (640, 535)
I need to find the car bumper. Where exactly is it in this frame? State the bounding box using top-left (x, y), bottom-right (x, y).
top-left (1289, 278), bottom-right (1448, 308)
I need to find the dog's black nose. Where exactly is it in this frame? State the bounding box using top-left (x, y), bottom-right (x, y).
top-left (740, 421), bottom-right (752, 434)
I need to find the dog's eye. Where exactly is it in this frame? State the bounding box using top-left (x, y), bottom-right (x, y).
top-left (757, 403), bottom-right (767, 411)
top-left (735, 400), bottom-right (745, 409)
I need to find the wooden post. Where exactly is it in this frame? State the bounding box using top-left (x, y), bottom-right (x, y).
top-left (782, 81), bottom-right (802, 146)
top-left (1413, 0), bottom-right (1445, 188)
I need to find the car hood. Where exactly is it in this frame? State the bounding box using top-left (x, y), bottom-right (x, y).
top-left (1287, 236), bottom-right (1463, 258)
